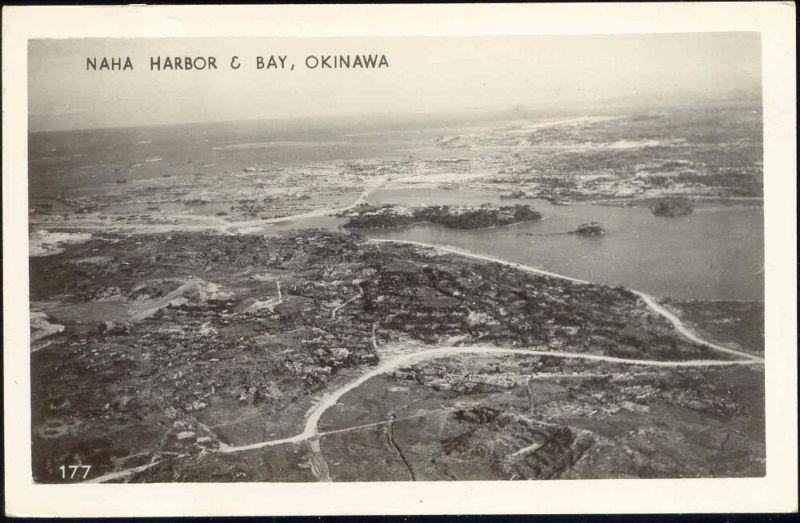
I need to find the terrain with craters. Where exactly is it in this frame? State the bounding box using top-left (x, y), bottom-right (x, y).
top-left (30, 230), bottom-right (764, 482)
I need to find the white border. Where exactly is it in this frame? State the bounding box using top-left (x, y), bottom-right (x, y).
top-left (3, 3), bottom-right (797, 517)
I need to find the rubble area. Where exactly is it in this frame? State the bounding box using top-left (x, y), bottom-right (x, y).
top-left (308, 354), bottom-right (764, 481)
top-left (30, 229), bottom-right (752, 482)
top-left (434, 108), bottom-right (762, 201)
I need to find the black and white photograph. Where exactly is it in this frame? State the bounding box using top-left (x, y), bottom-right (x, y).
top-left (3, 3), bottom-right (797, 517)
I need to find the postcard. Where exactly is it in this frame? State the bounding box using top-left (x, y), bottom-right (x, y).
top-left (3, 3), bottom-right (796, 517)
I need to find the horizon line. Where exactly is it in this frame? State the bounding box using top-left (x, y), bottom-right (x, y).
top-left (28, 95), bottom-right (762, 135)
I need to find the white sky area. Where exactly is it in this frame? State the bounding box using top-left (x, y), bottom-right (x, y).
top-left (28, 33), bottom-right (761, 131)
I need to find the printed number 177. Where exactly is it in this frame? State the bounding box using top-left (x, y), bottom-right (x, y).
top-left (59, 464), bottom-right (91, 479)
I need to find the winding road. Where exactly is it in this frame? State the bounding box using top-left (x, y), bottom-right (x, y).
top-left (331, 287), bottom-right (364, 320)
top-left (87, 223), bottom-right (765, 483)
top-left (216, 344), bottom-right (762, 456)
top-left (213, 239), bottom-right (762, 461)
top-left (33, 175), bottom-right (389, 237)
top-left (230, 175), bottom-right (388, 234)
top-left (367, 238), bottom-right (763, 363)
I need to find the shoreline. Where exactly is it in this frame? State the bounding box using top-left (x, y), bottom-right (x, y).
top-left (367, 237), bottom-right (763, 362)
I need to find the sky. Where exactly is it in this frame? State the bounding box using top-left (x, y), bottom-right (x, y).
top-left (28, 33), bottom-right (761, 132)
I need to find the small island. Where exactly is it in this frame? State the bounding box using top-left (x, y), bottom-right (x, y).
top-left (341, 203), bottom-right (542, 230)
top-left (650, 198), bottom-right (693, 217)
